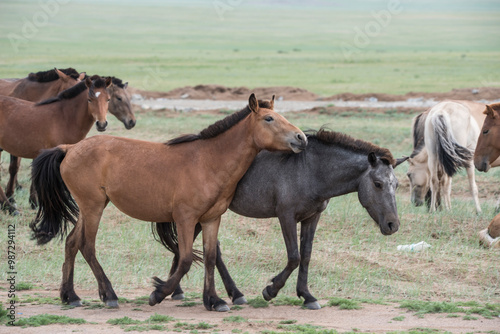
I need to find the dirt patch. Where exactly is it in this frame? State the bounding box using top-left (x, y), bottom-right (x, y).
top-left (3, 288), bottom-right (499, 333)
top-left (130, 85), bottom-right (500, 102)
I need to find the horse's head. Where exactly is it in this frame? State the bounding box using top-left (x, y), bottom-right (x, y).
top-left (85, 76), bottom-right (112, 132)
top-left (474, 103), bottom-right (500, 172)
top-left (407, 152), bottom-right (430, 207)
top-left (248, 93), bottom-right (307, 153)
top-left (107, 78), bottom-right (136, 130)
top-left (358, 153), bottom-right (401, 236)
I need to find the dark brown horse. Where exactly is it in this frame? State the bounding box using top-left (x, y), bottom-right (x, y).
top-left (474, 103), bottom-right (500, 173)
top-left (0, 68), bottom-right (85, 101)
top-left (30, 94), bottom-right (307, 312)
top-left (0, 76), bottom-right (111, 214)
top-left (2, 74), bottom-right (136, 210)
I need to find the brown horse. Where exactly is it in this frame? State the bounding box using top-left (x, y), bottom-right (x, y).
top-left (0, 68), bottom-right (85, 101)
top-left (2, 75), bottom-right (136, 209)
top-left (474, 103), bottom-right (500, 173)
top-left (0, 76), bottom-right (111, 214)
top-left (479, 215), bottom-right (500, 248)
top-left (30, 94), bottom-right (307, 312)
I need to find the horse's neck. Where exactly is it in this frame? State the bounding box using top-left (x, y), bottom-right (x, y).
top-left (57, 92), bottom-right (94, 143)
top-left (202, 118), bottom-right (260, 188)
top-left (12, 79), bottom-right (61, 102)
top-left (309, 145), bottom-right (368, 199)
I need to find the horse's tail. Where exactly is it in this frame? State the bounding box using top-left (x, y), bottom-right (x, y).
top-left (152, 222), bottom-right (203, 264)
top-left (431, 114), bottom-right (473, 177)
top-left (30, 146), bottom-right (79, 245)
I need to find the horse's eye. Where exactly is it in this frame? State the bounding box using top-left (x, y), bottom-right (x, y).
top-left (116, 97), bottom-right (122, 101)
top-left (374, 181), bottom-right (382, 189)
top-left (265, 116), bottom-right (274, 122)
top-left (483, 129), bottom-right (489, 135)
top-left (107, 99), bottom-right (111, 102)
top-left (88, 99), bottom-right (91, 103)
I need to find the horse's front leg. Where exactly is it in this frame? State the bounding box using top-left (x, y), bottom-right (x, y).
top-left (466, 165), bottom-right (481, 214)
top-left (215, 240), bottom-right (246, 305)
top-left (201, 217), bottom-right (229, 312)
top-left (262, 213), bottom-right (299, 301)
top-left (5, 154), bottom-right (21, 202)
top-left (296, 214), bottom-right (321, 310)
top-left (149, 219), bottom-right (196, 306)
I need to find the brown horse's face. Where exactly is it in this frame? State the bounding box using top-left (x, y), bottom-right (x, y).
top-left (86, 77), bottom-right (112, 132)
top-left (474, 105), bottom-right (500, 172)
top-left (108, 83), bottom-right (136, 130)
top-left (407, 156), bottom-right (429, 206)
top-left (249, 94), bottom-right (307, 153)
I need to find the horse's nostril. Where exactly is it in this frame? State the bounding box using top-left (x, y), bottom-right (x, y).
top-left (388, 222), bottom-right (395, 231)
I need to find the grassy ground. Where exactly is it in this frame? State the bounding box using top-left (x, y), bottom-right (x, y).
top-left (1, 108), bottom-right (499, 306)
top-left (0, 1), bottom-right (499, 95)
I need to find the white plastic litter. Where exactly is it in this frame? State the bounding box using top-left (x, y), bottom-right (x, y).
top-left (397, 241), bottom-right (431, 252)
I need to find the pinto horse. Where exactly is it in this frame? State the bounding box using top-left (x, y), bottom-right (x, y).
top-left (156, 129), bottom-right (404, 309)
top-left (0, 76), bottom-right (111, 214)
top-left (1, 74), bottom-right (136, 209)
top-left (406, 100), bottom-right (497, 213)
top-left (30, 94), bottom-right (307, 312)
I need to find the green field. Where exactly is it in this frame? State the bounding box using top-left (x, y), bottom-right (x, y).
top-left (1, 109), bottom-right (499, 306)
top-left (0, 0), bottom-right (499, 95)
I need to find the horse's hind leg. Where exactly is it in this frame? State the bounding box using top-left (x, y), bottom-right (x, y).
top-left (61, 225), bottom-right (84, 306)
top-left (29, 180), bottom-right (38, 209)
top-left (262, 213), bottom-right (299, 302)
top-left (296, 214), bottom-right (321, 310)
top-left (466, 165), bottom-right (481, 214)
top-left (77, 202), bottom-right (119, 307)
top-left (5, 155), bottom-right (21, 202)
top-left (215, 240), bottom-right (246, 305)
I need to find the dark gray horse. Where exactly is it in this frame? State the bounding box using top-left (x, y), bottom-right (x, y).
top-left (153, 129), bottom-right (406, 310)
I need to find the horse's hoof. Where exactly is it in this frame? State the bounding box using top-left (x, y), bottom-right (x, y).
top-left (106, 300), bottom-right (119, 308)
top-left (214, 304), bottom-right (230, 312)
top-left (149, 293), bottom-right (158, 306)
top-left (69, 300), bottom-right (82, 307)
top-left (233, 296), bottom-right (247, 305)
top-left (262, 286), bottom-right (273, 301)
top-left (171, 293), bottom-right (185, 300)
top-left (304, 301), bottom-right (321, 310)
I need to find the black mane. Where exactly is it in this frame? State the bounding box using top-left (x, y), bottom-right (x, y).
top-left (167, 100), bottom-right (273, 145)
top-left (27, 68), bottom-right (80, 82)
top-left (306, 128), bottom-right (396, 166)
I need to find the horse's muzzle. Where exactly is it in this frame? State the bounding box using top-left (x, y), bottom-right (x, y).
top-left (290, 133), bottom-right (308, 153)
top-left (474, 159), bottom-right (490, 173)
top-left (125, 119), bottom-right (136, 130)
top-left (96, 121), bottom-right (108, 132)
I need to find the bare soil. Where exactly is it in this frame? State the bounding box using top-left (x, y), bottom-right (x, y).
top-left (129, 85), bottom-right (500, 102)
top-left (2, 288), bottom-right (499, 334)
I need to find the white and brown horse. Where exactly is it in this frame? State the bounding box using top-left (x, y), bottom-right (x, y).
top-left (406, 100), bottom-right (500, 213)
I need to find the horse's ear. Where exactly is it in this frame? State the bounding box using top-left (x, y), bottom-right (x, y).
top-left (484, 105), bottom-right (496, 119)
top-left (394, 156), bottom-right (409, 168)
top-left (54, 68), bottom-right (68, 80)
top-left (269, 95), bottom-right (275, 109)
top-left (124, 82), bottom-right (128, 89)
top-left (248, 93), bottom-right (259, 113)
top-left (85, 77), bottom-right (92, 88)
top-left (105, 77), bottom-right (113, 88)
top-left (78, 72), bottom-right (86, 81)
top-left (368, 152), bottom-right (377, 167)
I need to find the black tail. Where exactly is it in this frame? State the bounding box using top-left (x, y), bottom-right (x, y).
top-left (152, 222), bottom-right (203, 263)
top-left (30, 147), bottom-right (79, 245)
top-left (433, 114), bottom-right (473, 176)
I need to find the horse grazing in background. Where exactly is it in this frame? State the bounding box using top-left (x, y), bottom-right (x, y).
top-left (0, 76), bottom-right (111, 214)
top-left (0, 67), bottom-right (85, 101)
top-left (406, 100), bottom-right (493, 213)
top-left (30, 94), bottom-right (307, 312)
top-left (2, 75), bottom-right (136, 208)
top-left (479, 214), bottom-right (500, 249)
top-left (156, 129), bottom-right (405, 310)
